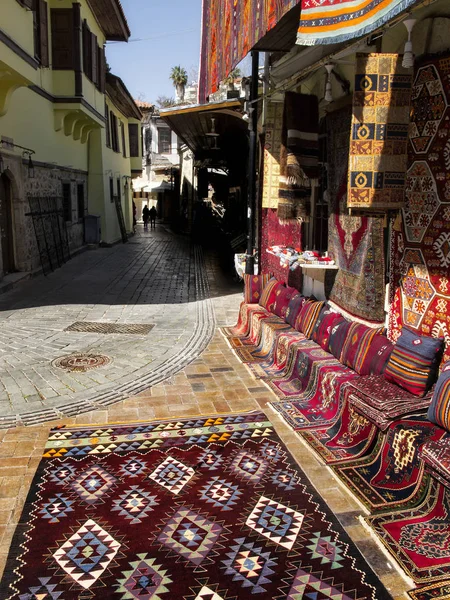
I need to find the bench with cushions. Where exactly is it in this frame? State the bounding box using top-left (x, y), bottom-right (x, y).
top-left (224, 273), bottom-right (450, 591)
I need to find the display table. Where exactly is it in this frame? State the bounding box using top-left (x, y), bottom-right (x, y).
top-left (301, 264), bottom-right (338, 300)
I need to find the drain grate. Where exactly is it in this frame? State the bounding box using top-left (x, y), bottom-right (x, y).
top-left (52, 353), bottom-right (112, 372)
top-left (65, 322), bottom-right (155, 335)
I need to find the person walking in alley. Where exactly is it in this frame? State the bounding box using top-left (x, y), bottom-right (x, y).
top-left (149, 206), bottom-right (157, 229)
top-left (142, 205), bottom-right (150, 231)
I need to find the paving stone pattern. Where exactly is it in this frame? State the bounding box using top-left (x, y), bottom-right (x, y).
top-left (0, 228), bottom-right (217, 427)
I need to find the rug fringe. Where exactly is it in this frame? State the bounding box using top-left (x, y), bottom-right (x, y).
top-left (327, 301), bottom-right (385, 328)
top-left (358, 515), bottom-right (416, 589)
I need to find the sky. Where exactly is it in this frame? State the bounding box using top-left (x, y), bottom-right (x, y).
top-left (106, 0), bottom-right (203, 104)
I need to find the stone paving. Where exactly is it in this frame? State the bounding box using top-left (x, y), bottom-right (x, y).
top-left (0, 231), bottom-right (410, 599)
top-left (0, 226), bottom-right (216, 428)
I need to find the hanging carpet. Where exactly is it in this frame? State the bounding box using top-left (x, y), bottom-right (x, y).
top-left (332, 414), bottom-right (448, 513)
top-left (365, 478), bottom-right (450, 584)
top-left (0, 412), bottom-right (392, 599)
top-left (262, 101), bottom-right (284, 210)
top-left (296, 0), bottom-right (417, 46)
top-left (387, 52), bottom-right (450, 365)
top-left (347, 53), bottom-right (413, 211)
top-left (328, 177), bottom-right (385, 323)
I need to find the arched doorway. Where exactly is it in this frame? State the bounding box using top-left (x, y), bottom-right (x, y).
top-left (0, 173), bottom-right (15, 275)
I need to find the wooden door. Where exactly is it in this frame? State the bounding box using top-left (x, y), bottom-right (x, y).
top-left (0, 174), bottom-right (15, 274)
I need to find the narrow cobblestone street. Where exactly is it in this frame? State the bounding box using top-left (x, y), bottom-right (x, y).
top-left (0, 226), bottom-right (221, 428)
top-left (0, 228), bottom-right (409, 598)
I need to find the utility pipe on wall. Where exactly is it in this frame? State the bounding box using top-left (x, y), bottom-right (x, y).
top-left (245, 50), bottom-right (259, 275)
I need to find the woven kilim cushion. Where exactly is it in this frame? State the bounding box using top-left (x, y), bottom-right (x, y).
top-left (0, 412), bottom-right (391, 600)
top-left (385, 326), bottom-right (444, 396)
top-left (311, 308), bottom-right (344, 352)
top-left (295, 300), bottom-right (325, 338)
top-left (358, 334), bottom-right (394, 376)
top-left (328, 318), bottom-right (352, 360)
top-left (427, 362), bottom-right (450, 431)
top-left (273, 285), bottom-right (300, 319)
top-left (243, 274), bottom-right (271, 304)
top-left (340, 322), bottom-right (384, 374)
top-left (259, 277), bottom-right (284, 311)
top-left (285, 293), bottom-right (305, 328)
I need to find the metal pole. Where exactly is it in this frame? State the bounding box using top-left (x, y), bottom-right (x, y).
top-left (245, 50), bottom-right (259, 275)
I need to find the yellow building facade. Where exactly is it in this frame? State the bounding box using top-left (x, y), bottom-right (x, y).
top-left (0, 0), bottom-right (142, 278)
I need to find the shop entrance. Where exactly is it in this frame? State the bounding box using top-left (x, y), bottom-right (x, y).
top-left (0, 173), bottom-right (15, 275)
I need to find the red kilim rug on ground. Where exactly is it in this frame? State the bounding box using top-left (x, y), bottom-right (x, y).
top-left (0, 412), bottom-right (392, 599)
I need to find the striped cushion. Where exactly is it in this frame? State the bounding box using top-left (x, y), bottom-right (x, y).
top-left (295, 300), bottom-right (325, 338)
top-left (259, 278), bottom-right (284, 312)
top-left (358, 335), bottom-right (394, 376)
top-left (385, 327), bottom-right (444, 397)
top-left (244, 274), bottom-right (271, 304)
top-left (340, 322), bottom-right (384, 374)
top-left (273, 286), bottom-right (300, 319)
top-left (427, 362), bottom-right (450, 431)
top-left (328, 319), bottom-right (352, 360)
top-left (285, 294), bottom-right (305, 328)
top-left (311, 308), bottom-right (345, 352)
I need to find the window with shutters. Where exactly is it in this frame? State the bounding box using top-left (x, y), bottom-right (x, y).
top-left (109, 178), bottom-right (114, 203)
top-left (51, 8), bottom-right (74, 70)
top-left (91, 34), bottom-right (98, 86)
top-left (62, 183), bottom-right (72, 222)
top-left (77, 184), bottom-right (85, 220)
top-left (34, 0), bottom-right (49, 67)
top-left (129, 124), bottom-right (139, 157)
top-left (98, 46), bottom-right (106, 92)
top-left (105, 103), bottom-right (111, 148)
top-left (158, 128), bottom-right (171, 154)
top-left (117, 178), bottom-right (121, 201)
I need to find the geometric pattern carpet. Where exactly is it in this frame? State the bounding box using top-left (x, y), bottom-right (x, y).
top-left (0, 412), bottom-right (392, 599)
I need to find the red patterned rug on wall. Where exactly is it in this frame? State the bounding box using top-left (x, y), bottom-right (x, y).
top-left (388, 53), bottom-right (450, 364)
top-left (328, 178), bottom-right (386, 324)
top-left (261, 208), bottom-right (302, 288)
top-left (0, 412), bottom-right (392, 600)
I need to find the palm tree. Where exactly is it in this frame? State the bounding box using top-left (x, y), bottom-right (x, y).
top-left (169, 66), bottom-right (188, 103)
top-left (223, 68), bottom-right (241, 90)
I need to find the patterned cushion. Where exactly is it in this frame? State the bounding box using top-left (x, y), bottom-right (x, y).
top-left (259, 278), bottom-right (285, 312)
top-left (385, 327), bottom-right (444, 397)
top-left (328, 319), bottom-right (352, 360)
top-left (273, 286), bottom-right (300, 319)
top-left (311, 308), bottom-right (345, 352)
top-left (340, 322), bottom-right (384, 374)
top-left (285, 294), bottom-right (305, 328)
top-left (427, 362), bottom-right (450, 431)
top-left (358, 335), bottom-right (394, 376)
top-left (295, 300), bottom-right (325, 338)
top-left (244, 274), bottom-right (271, 304)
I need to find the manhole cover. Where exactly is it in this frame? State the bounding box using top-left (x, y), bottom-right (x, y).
top-left (64, 322), bottom-right (155, 335)
top-left (52, 353), bottom-right (112, 372)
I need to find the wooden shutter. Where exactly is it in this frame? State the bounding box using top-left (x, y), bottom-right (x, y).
top-left (51, 8), bottom-right (74, 69)
top-left (129, 124), bottom-right (139, 157)
top-left (17, 0), bottom-right (34, 9)
top-left (105, 103), bottom-right (111, 147)
top-left (82, 20), bottom-right (92, 79)
top-left (121, 123), bottom-right (127, 157)
top-left (91, 33), bottom-right (98, 86)
top-left (98, 46), bottom-right (106, 92)
top-left (39, 0), bottom-right (49, 67)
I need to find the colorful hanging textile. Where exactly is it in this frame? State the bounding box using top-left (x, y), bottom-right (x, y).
top-left (347, 53), bottom-right (413, 210)
top-left (297, 0), bottom-right (417, 46)
top-left (388, 53), bottom-right (450, 365)
top-left (199, 0), bottom-right (299, 102)
top-left (0, 412), bottom-right (392, 600)
top-left (262, 101), bottom-right (283, 209)
top-left (328, 176), bottom-right (386, 324)
top-left (278, 92), bottom-right (319, 222)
